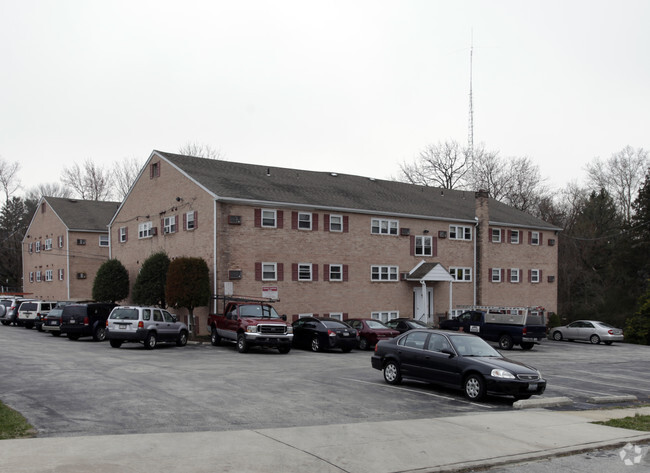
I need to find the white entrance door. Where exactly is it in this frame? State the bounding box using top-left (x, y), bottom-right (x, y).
top-left (413, 286), bottom-right (434, 324)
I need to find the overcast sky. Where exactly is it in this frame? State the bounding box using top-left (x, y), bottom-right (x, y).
top-left (1, 0), bottom-right (648, 198)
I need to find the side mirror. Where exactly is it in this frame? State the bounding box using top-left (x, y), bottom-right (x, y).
top-left (441, 349), bottom-right (455, 358)
top-left (281, 314), bottom-right (287, 321)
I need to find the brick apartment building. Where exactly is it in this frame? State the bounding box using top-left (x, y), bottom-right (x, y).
top-left (22, 197), bottom-right (120, 301)
top-left (109, 150), bottom-right (561, 334)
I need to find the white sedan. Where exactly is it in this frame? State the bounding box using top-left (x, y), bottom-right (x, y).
top-left (550, 320), bottom-right (624, 345)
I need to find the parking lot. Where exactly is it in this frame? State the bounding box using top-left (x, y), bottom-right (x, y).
top-left (2, 325), bottom-right (649, 438)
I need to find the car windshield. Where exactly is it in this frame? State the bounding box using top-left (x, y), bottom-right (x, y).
top-left (110, 308), bottom-right (139, 320)
top-left (366, 320), bottom-right (389, 329)
top-left (448, 335), bottom-right (500, 357)
top-left (239, 304), bottom-right (281, 319)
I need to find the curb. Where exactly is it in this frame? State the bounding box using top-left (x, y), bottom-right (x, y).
top-left (587, 395), bottom-right (638, 404)
top-left (513, 396), bottom-right (573, 409)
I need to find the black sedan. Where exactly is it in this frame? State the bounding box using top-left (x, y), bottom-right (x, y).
top-left (384, 317), bottom-right (429, 334)
top-left (371, 329), bottom-right (546, 401)
top-left (292, 317), bottom-right (358, 352)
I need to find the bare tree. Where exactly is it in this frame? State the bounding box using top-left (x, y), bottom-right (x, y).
top-left (500, 156), bottom-right (549, 215)
top-left (61, 159), bottom-right (113, 201)
top-left (178, 142), bottom-right (224, 160)
top-left (466, 145), bottom-right (507, 199)
top-left (25, 183), bottom-right (72, 202)
top-left (113, 156), bottom-right (143, 201)
top-left (0, 157), bottom-right (21, 204)
top-left (586, 146), bottom-right (649, 223)
top-left (399, 140), bottom-right (470, 189)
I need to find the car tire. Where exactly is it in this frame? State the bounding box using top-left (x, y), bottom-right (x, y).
top-left (93, 326), bottom-right (107, 342)
top-left (520, 342), bottom-right (535, 350)
top-left (110, 339), bottom-right (122, 348)
top-left (144, 332), bottom-right (157, 350)
top-left (67, 334), bottom-right (80, 341)
top-left (590, 334), bottom-right (601, 344)
top-left (278, 345), bottom-right (291, 354)
top-left (176, 330), bottom-right (188, 347)
top-left (359, 337), bottom-right (369, 350)
top-left (1, 321), bottom-right (9, 326)
top-left (24, 323), bottom-right (33, 330)
top-left (383, 361), bottom-right (402, 385)
top-left (210, 327), bottom-right (221, 346)
top-left (464, 373), bottom-right (486, 401)
top-left (604, 341), bottom-right (613, 345)
top-left (341, 346), bottom-right (352, 353)
top-left (553, 331), bottom-right (563, 341)
top-left (237, 333), bottom-right (249, 353)
top-left (311, 337), bottom-right (321, 352)
top-left (498, 334), bottom-right (514, 350)
top-left (52, 331), bottom-right (61, 337)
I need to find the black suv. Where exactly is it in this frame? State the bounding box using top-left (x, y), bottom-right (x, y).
top-left (60, 303), bottom-right (117, 341)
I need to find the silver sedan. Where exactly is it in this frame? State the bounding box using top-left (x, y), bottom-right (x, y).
top-left (550, 320), bottom-right (624, 345)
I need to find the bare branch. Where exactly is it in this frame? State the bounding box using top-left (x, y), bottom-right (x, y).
top-left (178, 142), bottom-right (224, 160)
top-left (0, 157), bottom-right (21, 203)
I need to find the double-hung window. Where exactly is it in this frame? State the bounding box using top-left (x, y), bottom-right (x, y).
top-left (491, 268), bottom-right (502, 283)
top-left (530, 269), bottom-right (540, 283)
top-left (371, 218), bottom-right (398, 235)
top-left (510, 268), bottom-right (520, 283)
top-left (415, 236), bottom-right (433, 256)
top-left (262, 263), bottom-right (277, 281)
top-left (298, 212), bottom-right (312, 230)
top-left (371, 265), bottom-right (398, 281)
top-left (491, 228), bottom-right (501, 243)
top-left (530, 231), bottom-right (540, 245)
top-left (371, 311), bottom-right (399, 323)
top-left (58, 236), bottom-right (64, 248)
top-left (138, 221), bottom-right (153, 239)
top-left (35, 241), bottom-right (41, 252)
top-left (298, 263), bottom-right (312, 281)
top-left (329, 264), bottom-right (343, 282)
top-left (510, 230), bottom-right (520, 244)
top-left (36, 271), bottom-right (42, 282)
top-left (329, 214), bottom-right (343, 232)
top-left (58, 269), bottom-right (65, 281)
top-left (99, 235), bottom-right (109, 247)
top-left (44, 239), bottom-right (52, 251)
top-left (186, 211), bottom-right (196, 230)
top-left (163, 216), bottom-right (177, 234)
top-left (449, 225), bottom-right (472, 241)
top-left (449, 267), bottom-right (472, 282)
top-left (119, 227), bottom-right (128, 243)
top-left (262, 210), bottom-right (277, 228)
top-left (45, 270), bottom-right (53, 282)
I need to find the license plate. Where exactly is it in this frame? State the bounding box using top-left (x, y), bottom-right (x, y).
top-left (69, 319), bottom-right (75, 324)
top-left (528, 383), bottom-right (538, 391)
top-left (48, 321), bottom-right (57, 325)
top-left (343, 332), bottom-right (350, 337)
top-left (118, 324), bottom-right (127, 329)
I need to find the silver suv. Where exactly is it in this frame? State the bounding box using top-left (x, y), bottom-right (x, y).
top-left (106, 306), bottom-right (189, 349)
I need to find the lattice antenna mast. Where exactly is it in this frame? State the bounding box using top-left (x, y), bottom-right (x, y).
top-left (468, 32), bottom-right (474, 162)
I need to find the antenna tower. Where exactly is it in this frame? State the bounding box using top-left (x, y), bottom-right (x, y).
top-left (468, 32), bottom-right (474, 160)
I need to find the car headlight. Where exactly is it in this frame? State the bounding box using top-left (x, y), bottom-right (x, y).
top-left (286, 326), bottom-right (293, 334)
top-left (536, 370), bottom-right (542, 379)
top-left (246, 326), bottom-right (258, 333)
top-left (491, 369), bottom-right (516, 379)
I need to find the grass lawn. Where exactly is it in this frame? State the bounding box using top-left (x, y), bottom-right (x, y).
top-left (596, 414), bottom-right (650, 431)
top-left (0, 401), bottom-right (36, 439)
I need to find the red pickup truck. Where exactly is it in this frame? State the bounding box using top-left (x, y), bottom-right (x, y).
top-left (208, 298), bottom-right (293, 353)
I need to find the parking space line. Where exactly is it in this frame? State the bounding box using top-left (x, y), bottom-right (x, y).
top-left (550, 375), bottom-right (650, 394)
top-left (342, 378), bottom-right (497, 408)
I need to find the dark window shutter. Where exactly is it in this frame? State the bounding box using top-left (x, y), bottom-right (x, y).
top-left (489, 267), bottom-right (493, 281)
top-left (255, 262), bottom-right (262, 281)
top-left (539, 270), bottom-right (543, 281)
top-left (125, 228), bottom-right (128, 242)
top-left (489, 228), bottom-right (493, 242)
top-left (175, 215), bottom-right (178, 230)
top-left (277, 211), bottom-right (284, 229)
top-left (277, 263), bottom-right (284, 281)
top-left (528, 232), bottom-right (532, 244)
top-left (324, 313), bottom-right (329, 318)
top-left (161, 218), bottom-right (165, 232)
top-left (150, 164), bottom-right (154, 179)
top-left (410, 235), bottom-right (415, 256)
top-left (343, 313), bottom-right (348, 320)
top-left (433, 237), bottom-right (438, 257)
top-left (343, 216), bottom-right (349, 233)
top-left (194, 211), bottom-right (198, 229)
top-left (343, 264), bottom-right (349, 281)
top-left (539, 232), bottom-right (543, 245)
top-left (324, 264), bottom-right (330, 281)
top-left (528, 270), bottom-right (532, 282)
top-left (292, 211), bottom-right (298, 230)
top-left (254, 209), bottom-right (261, 227)
top-left (292, 263), bottom-right (298, 281)
top-left (183, 213), bottom-right (187, 230)
top-left (501, 269), bottom-right (505, 281)
top-left (324, 214), bottom-right (330, 232)
top-left (312, 213), bottom-right (318, 231)
top-left (508, 230), bottom-right (512, 243)
top-left (312, 264), bottom-right (318, 281)
top-left (507, 269), bottom-right (512, 282)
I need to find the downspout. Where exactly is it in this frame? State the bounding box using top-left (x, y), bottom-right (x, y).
top-left (473, 216), bottom-right (479, 306)
top-left (66, 229), bottom-right (70, 300)
top-left (213, 199), bottom-right (218, 314)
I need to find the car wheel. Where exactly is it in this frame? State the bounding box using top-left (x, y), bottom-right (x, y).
top-left (67, 334), bottom-right (80, 341)
top-left (1, 321), bottom-right (8, 326)
top-left (110, 339), bottom-right (122, 348)
top-left (359, 337), bottom-right (369, 350)
top-left (311, 337), bottom-right (321, 352)
top-left (590, 334), bottom-right (601, 344)
top-left (24, 323), bottom-right (33, 330)
top-left (210, 327), bottom-right (221, 346)
top-left (237, 334), bottom-right (249, 353)
top-left (52, 331), bottom-right (61, 337)
top-left (37, 325), bottom-right (43, 332)
top-left (498, 334), bottom-right (514, 350)
top-left (278, 345), bottom-right (291, 354)
top-left (383, 361), bottom-right (402, 385)
top-left (552, 331), bottom-right (563, 341)
top-left (464, 374), bottom-right (486, 401)
top-left (144, 332), bottom-right (157, 350)
top-left (93, 326), bottom-right (107, 342)
top-left (520, 342), bottom-right (535, 350)
top-left (176, 330), bottom-right (188, 347)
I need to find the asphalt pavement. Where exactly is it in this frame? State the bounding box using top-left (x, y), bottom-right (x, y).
top-left (2, 406), bottom-right (649, 473)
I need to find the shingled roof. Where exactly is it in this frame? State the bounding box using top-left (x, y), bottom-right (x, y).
top-left (45, 197), bottom-right (120, 232)
top-left (156, 150), bottom-right (560, 231)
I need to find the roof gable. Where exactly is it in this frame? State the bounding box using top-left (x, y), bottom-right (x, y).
top-left (44, 197), bottom-right (120, 231)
